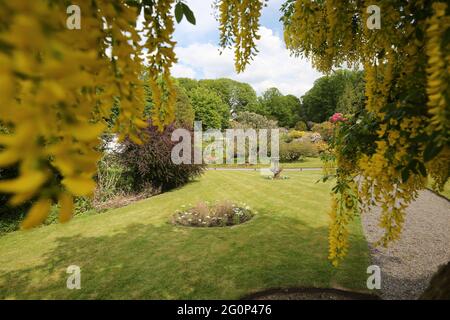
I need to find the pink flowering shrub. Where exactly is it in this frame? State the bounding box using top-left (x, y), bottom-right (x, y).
top-left (329, 113), bottom-right (347, 123)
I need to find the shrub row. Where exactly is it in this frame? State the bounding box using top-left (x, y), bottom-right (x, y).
top-left (279, 141), bottom-right (319, 162)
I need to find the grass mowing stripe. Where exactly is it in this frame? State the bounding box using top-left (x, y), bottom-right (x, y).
top-left (0, 171), bottom-right (370, 299)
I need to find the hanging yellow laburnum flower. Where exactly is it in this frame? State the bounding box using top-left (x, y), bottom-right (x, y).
top-left (0, 1), bottom-right (178, 228)
top-left (426, 2), bottom-right (450, 135)
top-left (279, 0), bottom-right (449, 265)
top-left (142, 0), bottom-right (178, 131)
top-left (218, 0), bottom-right (264, 73)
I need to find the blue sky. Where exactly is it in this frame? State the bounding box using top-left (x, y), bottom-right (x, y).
top-left (170, 0), bottom-right (322, 97)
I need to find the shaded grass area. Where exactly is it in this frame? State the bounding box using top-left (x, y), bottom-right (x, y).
top-left (207, 157), bottom-right (324, 169)
top-left (0, 171), bottom-right (370, 299)
top-left (428, 179), bottom-right (450, 200)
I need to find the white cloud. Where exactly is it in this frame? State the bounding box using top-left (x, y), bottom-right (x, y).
top-left (171, 64), bottom-right (196, 78)
top-left (173, 27), bottom-right (322, 97)
top-left (173, 0), bottom-right (219, 45)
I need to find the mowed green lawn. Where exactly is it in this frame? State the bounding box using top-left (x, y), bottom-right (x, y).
top-left (0, 171), bottom-right (370, 299)
top-left (208, 157), bottom-right (324, 169)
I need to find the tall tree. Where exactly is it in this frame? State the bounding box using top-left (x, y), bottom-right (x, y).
top-left (301, 70), bottom-right (360, 123)
top-left (336, 71), bottom-right (365, 115)
top-left (177, 77), bottom-right (199, 92)
top-left (230, 111), bottom-right (278, 129)
top-left (144, 78), bottom-right (195, 128)
top-left (173, 84), bottom-right (195, 128)
top-left (189, 87), bottom-right (229, 130)
top-left (198, 78), bottom-right (260, 114)
top-left (259, 88), bottom-right (301, 127)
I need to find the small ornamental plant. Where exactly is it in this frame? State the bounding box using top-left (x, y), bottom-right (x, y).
top-left (172, 200), bottom-right (254, 227)
top-left (265, 167), bottom-right (290, 180)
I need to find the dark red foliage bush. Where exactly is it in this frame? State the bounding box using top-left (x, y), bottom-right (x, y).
top-left (118, 121), bottom-right (205, 192)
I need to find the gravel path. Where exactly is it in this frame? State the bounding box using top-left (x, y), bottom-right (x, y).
top-left (362, 190), bottom-right (450, 300)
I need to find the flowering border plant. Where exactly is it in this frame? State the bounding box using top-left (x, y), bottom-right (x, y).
top-left (172, 200), bottom-right (254, 227)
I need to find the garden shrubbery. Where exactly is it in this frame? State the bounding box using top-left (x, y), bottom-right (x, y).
top-left (94, 154), bottom-right (133, 203)
top-left (0, 166), bottom-right (99, 235)
top-left (294, 121), bottom-right (308, 131)
top-left (230, 111), bottom-right (278, 129)
top-left (118, 120), bottom-right (205, 192)
top-left (311, 121), bottom-right (334, 142)
top-left (280, 142), bottom-right (300, 161)
top-left (0, 154), bottom-right (131, 235)
top-left (280, 140), bottom-right (319, 162)
top-left (280, 127), bottom-right (324, 162)
top-left (287, 129), bottom-right (305, 140)
top-left (0, 124), bottom-right (29, 234)
top-left (0, 122), bottom-right (205, 235)
top-left (0, 166), bottom-right (30, 235)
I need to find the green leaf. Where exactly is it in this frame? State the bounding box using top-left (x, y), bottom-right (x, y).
top-left (401, 169), bottom-right (410, 183)
top-left (423, 143), bottom-right (443, 162)
top-left (417, 161), bottom-right (427, 177)
top-left (175, 2), bottom-right (184, 23)
top-left (182, 3), bottom-right (196, 25)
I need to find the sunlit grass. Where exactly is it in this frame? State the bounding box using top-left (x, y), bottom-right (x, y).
top-left (207, 157), bottom-right (324, 169)
top-left (0, 171), bottom-right (370, 299)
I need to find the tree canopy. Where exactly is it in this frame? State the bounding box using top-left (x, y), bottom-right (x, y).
top-left (198, 78), bottom-right (259, 114)
top-left (301, 70), bottom-right (364, 123)
top-left (177, 78), bottom-right (304, 129)
top-left (230, 111), bottom-right (278, 129)
top-left (259, 88), bottom-right (302, 127)
top-left (144, 78), bottom-right (195, 128)
top-left (172, 83), bottom-right (195, 128)
top-left (189, 86), bottom-right (229, 130)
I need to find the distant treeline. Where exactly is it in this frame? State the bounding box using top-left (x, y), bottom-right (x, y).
top-left (143, 69), bottom-right (365, 130)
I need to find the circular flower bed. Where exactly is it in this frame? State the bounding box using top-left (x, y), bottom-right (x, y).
top-left (172, 200), bottom-right (254, 227)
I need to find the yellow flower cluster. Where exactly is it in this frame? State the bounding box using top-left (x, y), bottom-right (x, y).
top-left (426, 2), bottom-right (450, 138)
top-left (0, 1), bottom-right (177, 228)
top-left (219, 0), bottom-right (263, 73)
top-left (284, 0), bottom-right (363, 72)
top-left (327, 169), bottom-right (358, 266)
top-left (425, 4), bottom-right (450, 193)
top-left (142, 0), bottom-right (177, 131)
top-left (281, 0), bottom-right (449, 265)
top-left (427, 147), bottom-right (450, 192)
top-left (358, 141), bottom-right (426, 247)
